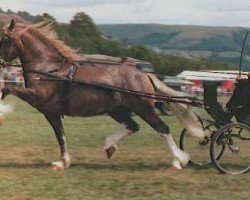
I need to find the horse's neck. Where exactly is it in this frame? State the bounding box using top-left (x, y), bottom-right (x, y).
top-left (20, 33), bottom-right (60, 62)
top-left (20, 44), bottom-right (63, 72)
top-left (19, 32), bottom-right (74, 74)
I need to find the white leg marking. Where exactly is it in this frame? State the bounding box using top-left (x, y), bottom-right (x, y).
top-left (162, 133), bottom-right (190, 168)
top-left (104, 124), bottom-right (132, 150)
top-left (62, 152), bottom-right (71, 168)
top-left (51, 135), bottom-right (71, 170)
top-left (61, 135), bottom-right (71, 167)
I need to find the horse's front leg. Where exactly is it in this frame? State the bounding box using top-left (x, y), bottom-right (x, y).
top-left (44, 113), bottom-right (71, 171)
top-left (1, 85), bottom-right (37, 102)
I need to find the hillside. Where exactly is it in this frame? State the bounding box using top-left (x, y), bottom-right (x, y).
top-left (98, 24), bottom-right (247, 51)
top-left (0, 8), bottom-right (33, 24)
top-left (98, 24), bottom-right (250, 69)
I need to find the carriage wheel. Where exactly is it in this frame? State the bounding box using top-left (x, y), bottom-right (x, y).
top-left (210, 123), bottom-right (250, 174)
top-left (180, 119), bottom-right (224, 166)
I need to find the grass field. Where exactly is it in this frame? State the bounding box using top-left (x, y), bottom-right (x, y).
top-left (0, 96), bottom-right (249, 200)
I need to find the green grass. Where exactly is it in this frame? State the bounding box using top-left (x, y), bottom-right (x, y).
top-left (0, 96), bottom-right (249, 200)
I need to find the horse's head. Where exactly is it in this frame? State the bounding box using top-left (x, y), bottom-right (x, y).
top-left (227, 79), bottom-right (250, 122)
top-left (0, 19), bottom-right (24, 63)
top-left (0, 19), bottom-right (80, 65)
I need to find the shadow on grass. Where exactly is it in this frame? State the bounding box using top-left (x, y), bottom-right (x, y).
top-left (0, 161), bottom-right (171, 171)
top-left (0, 162), bottom-right (48, 169)
top-left (72, 162), bottom-right (219, 172)
top-left (187, 162), bottom-right (215, 171)
top-left (0, 161), bottom-right (218, 172)
top-left (71, 162), bottom-right (173, 171)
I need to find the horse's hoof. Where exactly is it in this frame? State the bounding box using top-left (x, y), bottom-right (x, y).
top-left (179, 152), bottom-right (190, 167)
top-left (172, 159), bottom-right (183, 170)
top-left (50, 165), bottom-right (64, 171)
top-left (174, 150), bottom-right (190, 167)
top-left (170, 166), bottom-right (182, 172)
top-left (105, 146), bottom-right (116, 159)
top-left (50, 161), bottom-right (65, 171)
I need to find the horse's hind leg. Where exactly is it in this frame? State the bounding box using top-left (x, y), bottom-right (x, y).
top-left (105, 106), bottom-right (140, 158)
top-left (134, 103), bottom-right (190, 170)
top-left (44, 113), bottom-right (70, 170)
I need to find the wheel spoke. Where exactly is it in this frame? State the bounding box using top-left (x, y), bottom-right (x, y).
top-left (211, 123), bottom-right (250, 174)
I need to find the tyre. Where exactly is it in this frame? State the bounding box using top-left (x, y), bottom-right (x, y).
top-left (210, 123), bottom-right (250, 174)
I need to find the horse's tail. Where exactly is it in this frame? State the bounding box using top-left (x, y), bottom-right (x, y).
top-left (147, 73), bottom-right (206, 139)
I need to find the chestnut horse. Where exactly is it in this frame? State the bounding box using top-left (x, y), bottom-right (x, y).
top-left (0, 20), bottom-right (192, 170)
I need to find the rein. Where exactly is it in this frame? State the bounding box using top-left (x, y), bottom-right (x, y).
top-left (0, 59), bottom-right (204, 107)
top-left (24, 68), bottom-right (204, 107)
top-left (1, 59), bottom-right (136, 68)
top-left (0, 57), bottom-right (203, 107)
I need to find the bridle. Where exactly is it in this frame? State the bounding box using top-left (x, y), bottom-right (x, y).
top-left (0, 29), bottom-right (24, 67)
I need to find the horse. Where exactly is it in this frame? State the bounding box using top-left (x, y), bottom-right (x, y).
top-left (0, 20), bottom-right (204, 171)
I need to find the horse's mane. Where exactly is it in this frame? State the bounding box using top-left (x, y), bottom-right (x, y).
top-left (15, 22), bottom-right (83, 61)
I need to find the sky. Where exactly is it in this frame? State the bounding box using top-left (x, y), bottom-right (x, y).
top-left (1, 0), bottom-right (250, 27)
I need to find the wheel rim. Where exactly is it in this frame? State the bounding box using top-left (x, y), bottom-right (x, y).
top-left (180, 119), bottom-right (222, 166)
top-left (181, 131), bottom-right (212, 165)
top-left (211, 123), bottom-right (250, 174)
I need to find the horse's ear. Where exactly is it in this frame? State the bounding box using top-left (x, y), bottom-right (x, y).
top-left (8, 19), bottom-right (15, 31)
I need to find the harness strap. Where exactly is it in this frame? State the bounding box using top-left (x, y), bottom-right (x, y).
top-left (24, 66), bottom-right (78, 116)
top-left (62, 64), bottom-right (78, 116)
top-left (24, 67), bottom-right (204, 107)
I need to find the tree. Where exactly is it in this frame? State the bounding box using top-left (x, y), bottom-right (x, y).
top-left (7, 9), bottom-right (14, 14)
top-left (34, 13), bottom-right (57, 26)
top-left (17, 11), bottom-right (36, 21)
top-left (70, 12), bottom-right (100, 36)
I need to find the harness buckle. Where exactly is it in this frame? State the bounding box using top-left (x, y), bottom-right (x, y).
top-left (68, 65), bottom-right (77, 81)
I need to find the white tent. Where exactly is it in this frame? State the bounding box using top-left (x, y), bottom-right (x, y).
top-left (177, 70), bottom-right (248, 81)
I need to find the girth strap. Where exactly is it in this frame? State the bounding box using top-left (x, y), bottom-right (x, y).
top-left (62, 64), bottom-right (78, 116)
